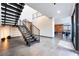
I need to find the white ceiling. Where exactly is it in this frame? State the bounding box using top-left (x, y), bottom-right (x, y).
top-left (26, 3), bottom-right (75, 19)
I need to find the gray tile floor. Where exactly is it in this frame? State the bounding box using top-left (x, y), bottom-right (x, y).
top-left (0, 36), bottom-right (78, 56)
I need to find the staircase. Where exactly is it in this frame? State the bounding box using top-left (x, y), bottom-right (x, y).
top-left (1, 3), bottom-right (25, 25)
top-left (18, 20), bottom-right (40, 46)
top-left (1, 3), bottom-right (40, 46)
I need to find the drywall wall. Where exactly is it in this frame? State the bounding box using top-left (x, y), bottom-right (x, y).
top-left (32, 16), bottom-right (54, 37)
top-left (20, 4), bottom-right (37, 22)
top-left (55, 16), bottom-right (71, 25)
top-left (10, 26), bottom-right (22, 37)
top-left (0, 26), bottom-right (22, 39)
top-left (52, 18), bottom-right (54, 37)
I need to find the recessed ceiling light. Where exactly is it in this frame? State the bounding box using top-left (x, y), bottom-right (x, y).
top-left (57, 11), bottom-right (61, 14)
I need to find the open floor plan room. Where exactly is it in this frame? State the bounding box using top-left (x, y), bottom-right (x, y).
top-left (0, 3), bottom-right (79, 56)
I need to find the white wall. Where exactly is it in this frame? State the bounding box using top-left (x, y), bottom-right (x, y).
top-left (20, 4), bottom-right (37, 22)
top-left (55, 16), bottom-right (71, 25)
top-left (10, 27), bottom-right (22, 37)
top-left (33, 16), bottom-right (54, 37)
top-left (52, 18), bottom-right (54, 37)
top-left (0, 26), bottom-right (22, 39)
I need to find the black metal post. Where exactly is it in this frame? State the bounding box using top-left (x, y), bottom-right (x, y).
top-left (75, 3), bottom-right (79, 50)
top-left (71, 13), bottom-right (74, 44)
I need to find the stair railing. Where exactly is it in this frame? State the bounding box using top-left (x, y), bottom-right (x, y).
top-left (31, 23), bottom-right (40, 41)
top-left (22, 19), bottom-right (40, 41)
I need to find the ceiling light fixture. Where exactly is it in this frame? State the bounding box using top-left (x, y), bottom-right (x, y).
top-left (57, 11), bottom-right (61, 14)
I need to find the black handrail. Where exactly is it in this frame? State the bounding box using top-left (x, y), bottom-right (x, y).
top-left (32, 24), bottom-right (40, 31)
top-left (19, 19), bottom-right (40, 41)
top-left (22, 20), bottom-right (40, 35)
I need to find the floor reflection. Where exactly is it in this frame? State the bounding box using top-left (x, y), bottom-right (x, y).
top-left (2, 38), bottom-right (9, 50)
top-left (0, 26), bottom-right (10, 51)
top-left (0, 38), bottom-right (9, 52)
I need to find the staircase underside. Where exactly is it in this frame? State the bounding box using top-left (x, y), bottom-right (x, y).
top-left (1, 3), bottom-right (25, 26)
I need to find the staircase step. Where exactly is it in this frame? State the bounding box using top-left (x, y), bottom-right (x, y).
top-left (18, 24), bottom-right (40, 46)
top-left (27, 38), bottom-right (36, 42)
top-left (26, 36), bottom-right (34, 39)
top-left (27, 39), bottom-right (39, 46)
